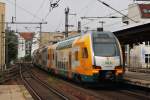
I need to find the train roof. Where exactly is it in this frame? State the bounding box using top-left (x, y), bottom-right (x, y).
top-left (91, 31), bottom-right (116, 38)
top-left (56, 36), bottom-right (78, 50)
top-left (34, 31), bottom-right (115, 51)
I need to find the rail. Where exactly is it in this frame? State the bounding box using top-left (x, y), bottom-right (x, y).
top-left (19, 63), bottom-right (68, 100)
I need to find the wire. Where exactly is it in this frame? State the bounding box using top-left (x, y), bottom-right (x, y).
top-left (81, 1), bottom-right (148, 28)
top-left (103, 1), bottom-right (150, 18)
top-left (6, 0), bottom-right (42, 21)
top-left (54, 12), bottom-right (64, 32)
top-left (43, 0), bottom-right (62, 21)
top-left (96, 0), bottom-right (137, 23)
top-left (104, 12), bottom-right (147, 28)
top-left (31, 0), bottom-right (46, 21)
top-left (78, 0), bottom-right (95, 15)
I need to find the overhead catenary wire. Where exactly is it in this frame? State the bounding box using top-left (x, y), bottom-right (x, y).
top-left (78, 0), bottom-right (95, 16)
top-left (104, 1), bottom-right (149, 17)
top-left (43, 0), bottom-right (53, 20)
top-left (54, 12), bottom-right (64, 32)
top-left (31, 0), bottom-right (47, 21)
top-left (43, 0), bottom-right (62, 21)
top-left (29, 0), bottom-right (48, 32)
top-left (81, 11), bottom-right (141, 31)
top-left (6, 0), bottom-right (43, 21)
top-left (104, 11), bottom-right (149, 28)
top-left (96, 0), bottom-right (137, 23)
top-left (81, 0), bottom-right (148, 29)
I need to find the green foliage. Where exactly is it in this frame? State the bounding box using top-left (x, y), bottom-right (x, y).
top-left (5, 30), bottom-right (18, 65)
top-left (24, 55), bottom-right (31, 61)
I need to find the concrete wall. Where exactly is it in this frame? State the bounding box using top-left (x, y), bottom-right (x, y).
top-left (0, 2), bottom-right (5, 70)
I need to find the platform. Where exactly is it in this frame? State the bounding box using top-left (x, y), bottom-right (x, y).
top-left (124, 71), bottom-right (150, 88)
top-left (0, 85), bottom-right (33, 100)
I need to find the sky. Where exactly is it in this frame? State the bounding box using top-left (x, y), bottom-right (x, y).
top-left (0, 0), bottom-right (147, 57)
top-left (0, 0), bottom-right (139, 32)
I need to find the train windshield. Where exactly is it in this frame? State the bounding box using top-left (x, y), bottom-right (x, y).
top-left (92, 32), bottom-right (120, 57)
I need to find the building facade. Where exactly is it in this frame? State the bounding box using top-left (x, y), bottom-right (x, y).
top-left (0, 2), bottom-right (5, 70)
top-left (123, 3), bottom-right (150, 24)
top-left (129, 42), bottom-right (150, 68)
top-left (40, 32), bottom-right (64, 46)
top-left (123, 3), bottom-right (150, 69)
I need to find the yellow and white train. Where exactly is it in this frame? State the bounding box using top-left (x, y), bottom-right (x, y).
top-left (32, 31), bottom-right (124, 82)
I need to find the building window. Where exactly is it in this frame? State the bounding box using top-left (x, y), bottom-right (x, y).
top-left (82, 48), bottom-right (88, 58)
top-left (145, 54), bottom-right (150, 63)
top-left (145, 41), bottom-right (149, 46)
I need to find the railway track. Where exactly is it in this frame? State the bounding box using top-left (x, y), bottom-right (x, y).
top-left (19, 63), bottom-right (68, 100)
top-left (31, 65), bottom-right (150, 100)
top-left (19, 63), bottom-right (150, 100)
top-left (0, 66), bottom-right (20, 83)
top-left (89, 82), bottom-right (150, 100)
top-left (118, 84), bottom-right (150, 100)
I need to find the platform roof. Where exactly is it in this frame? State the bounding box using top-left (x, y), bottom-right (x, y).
top-left (113, 22), bottom-right (150, 45)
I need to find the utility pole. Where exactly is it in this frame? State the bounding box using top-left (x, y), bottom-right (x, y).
top-left (2, 21), bottom-right (47, 64)
top-left (39, 23), bottom-right (42, 46)
top-left (78, 21), bottom-right (81, 33)
top-left (65, 7), bottom-right (69, 38)
top-left (3, 21), bottom-right (47, 45)
top-left (0, 14), bottom-right (4, 71)
top-left (15, 0), bottom-right (17, 21)
top-left (5, 23), bottom-right (9, 68)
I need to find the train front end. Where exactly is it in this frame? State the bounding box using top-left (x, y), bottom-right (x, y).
top-left (91, 31), bottom-right (124, 81)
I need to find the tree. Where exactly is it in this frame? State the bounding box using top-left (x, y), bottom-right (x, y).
top-left (5, 30), bottom-right (18, 66)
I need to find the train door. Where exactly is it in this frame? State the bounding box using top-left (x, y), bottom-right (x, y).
top-left (71, 47), bottom-right (80, 70)
top-left (49, 49), bottom-right (52, 68)
top-left (55, 51), bottom-right (58, 74)
top-left (68, 52), bottom-right (72, 79)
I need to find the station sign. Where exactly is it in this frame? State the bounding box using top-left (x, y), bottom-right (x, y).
top-left (139, 4), bottom-right (150, 18)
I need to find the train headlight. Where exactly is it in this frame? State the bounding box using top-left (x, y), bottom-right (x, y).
top-left (93, 65), bottom-right (101, 69)
top-left (115, 66), bottom-right (122, 69)
top-left (115, 66), bottom-right (123, 74)
top-left (92, 66), bottom-right (101, 73)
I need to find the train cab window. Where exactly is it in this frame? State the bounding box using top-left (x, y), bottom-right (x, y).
top-left (82, 48), bottom-right (88, 58)
top-left (75, 51), bottom-right (79, 61)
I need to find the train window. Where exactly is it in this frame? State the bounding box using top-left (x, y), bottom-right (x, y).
top-left (75, 51), bottom-right (79, 61)
top-left (48, 54), bottom-right (50, 59)
top-left (82, 48), bottom-right (88, 58)
top-left (53, 53), bottom-right (55, 60)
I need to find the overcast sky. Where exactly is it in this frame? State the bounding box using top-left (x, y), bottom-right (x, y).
top-left (0, 0), bottom-right (141, 32)
top-left (0, 0), bottom-right (148, 57)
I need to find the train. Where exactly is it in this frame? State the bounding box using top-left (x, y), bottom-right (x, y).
top-left (32, 31), bottom-right (124, 83)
